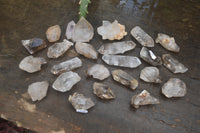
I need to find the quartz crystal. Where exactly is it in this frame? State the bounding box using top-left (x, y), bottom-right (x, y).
top-left (72, 17), bottom-right (94, 42)
top-left (131, 26), bottom-right (154, 47)
top-left (162, 54), bottom-right (188, 73)
top-left (46, 25), bottom-right (61, 42)
top-left (140, 67), bottom-right (162, 83)
top-left (93, 82), bottom-right (115, 99)
top-left (98, 41), bottom-right (136, 55)
top-left (156, 33), bottom-right (180, 52)
top-left (28, 81), bottom-right (49, 102)
top-left (52, 71), bottom-right (81, 92)
top-left (131, 90), bottom-right (160, 108)
top-left (75, 42), bottom-right (98, 59)
top-left (162, 78), bottom-right (186, 98)
top-left (19, 56), bottom-right (47, 73)
top-left (66, 20), bottom-right (76, 40)
top-left (47, 39), bottom-right (73, 58)
top-left (51, 57), bottom-right (82, 75)
top-left (68, 92), bottom-right (95, 113)
top-left (97, 20), bottom-right (127, 40)
top-left (140, 47), bottom-right (162, 66)
top-left (87, 64), bottom-right (110, 80)
top-left (112, 69), bottom-right (138, 90)
top-left (102, 55), bottom-right (141, 68)
top-left (22, 38), bottom-right (46, 54)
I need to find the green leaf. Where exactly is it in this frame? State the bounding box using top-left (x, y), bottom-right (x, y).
top-left (79, 0), bottom-right (91, 19)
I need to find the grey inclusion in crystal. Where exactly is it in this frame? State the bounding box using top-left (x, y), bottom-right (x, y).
top-left (156, 33), bottom-right (180, 52)
top-left (87, 64), bottom-right (110, 80)
top-left (47, 39), bottom-right (73, 58)
top-left (131, 90), bottom-right (160, 109)
top-left (68, 92), bottom-right (95, 113)
top-left (52, 71), bottom-right (81, 92)
top-left (66, 20), bottom-right (76, 40)
top-left (102, 55), bottom-right (141, 68)
top-left (98, 41), bottom-right (136, 55)
top-left (22, 38), bottom-right (46, 54)
top-left (140, 47), bottom-right (162, 66)
top-left (131, 26), bottom-right (154, 47)
top-left (162, 78), bottom-right (186, 98)
top-left (28, 81), bottom-right (49, 102)
top-left (72, 17), bottom-right (94, 43)
top-left (19, 56), bottom-right (47, 73)
top-left (75, 42), bottom-right (98, 59)
top-left (140, 67), bottom-right (162, 83)
top-left (51, 57), bottom-right (82, 75)
top-left (162, 54), bottom-right (188, 73)
top-left (93, 82), bottom-right (115, 99)
top-left (112, 69), bottom-right (138, 90)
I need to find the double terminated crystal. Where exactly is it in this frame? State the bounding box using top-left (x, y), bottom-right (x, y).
top-left (87, 64), bottom-right (110, 80)
top-left (140, 67), bottom-right (162, 83)
top-left (102, 55), bottom-right (141, 68)
top-left (51, 57), bottom-right (82, 75)
top-left (69, 92), bottom-right (95, 113)
top-left (98, 41), bottom-right (136, 55)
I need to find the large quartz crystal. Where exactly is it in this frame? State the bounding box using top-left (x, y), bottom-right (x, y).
top-left (93, 82), bottom-right (115, 99)
top-left (140, 47), bottom-right (162, 66)
top-left (19, 56), bottom-right (47, 73)
top-left (75, 42), bottom-right (98, 59)
top-left (46, 25), bottom-right (61, 42)
top-left (130, 26), bottom-right (154, 47)
top-left (102, 55), bottom-right (141, 68)
top-left (156, 33), bottom-right (180, 52)
top-left (162, 78), bottom-right (186, 98)
top-left (51, 57), bottom-right (82, 75)
top-left (65, 20), bottom-right (76, 40)
top-left (47, 39), bottom-right (73, 58)
top-left (98, 41), bottom-right (136, 55)
top-left (97, 20), bottom-right (127, 40)
top-left (68, 92), bottom-right (95, 113)
top-left (22, 38), bottom-right (46, 54)
top-left (28, 81), bottom-right (49, 102)
top-left (52, 71), bottom-right (81, 92)
top-left (112, 69), bottom-right (138, 90)
top-left (87, 64), bottom-right (110, 80)
top-left (131, 90), bottom-right (160, 108)
top-left (140, 67), bottom-right (162, 83)
top-left (72, 17), bottom-right (94, 42)
top-left (162, 54), bottom-right (188, 73)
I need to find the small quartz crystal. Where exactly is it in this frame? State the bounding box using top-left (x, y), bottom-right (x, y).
top-left (51, 57), bottom-right (82, 75)
top-left (140, 67), bottom-right (162, 83)
top-left (131, 90), bottom-right (160, 108)
top-left (28, 81), bottom-right (49, 102)
top-left (22, 38), bottom-right (46, 54)
top-left (162, 78), bottom-right (186, 98)
top-left (156, 33), bottom-right (180, 52)
top-left (46, 25), bottom-right (61, 42)
top-left (112, 69), bottom-right (138, 90)
top-left (75, 42), bottom-right (98, 59)
top-left (66, 20), bottom-right (76, 40)
top-left (131, 26), bottom-right (154, 47)
top-left (93, 82), bottom-right (115, 99)
top-left (52, 71), bottom-right (81, 92)
top-left (97, 20), bottom-right (127, 40)
top-left (162, 54), bottom-right (188, 73)
top-left (98, 41), bottom-right (136, 55)
top-left (87, 64), bottom-right (110, 80)
top-left (140, 47), bottom-right (162, 66)
top-left (47, 39), bottom-right (73, 58)
top-left (72, 17), bottom-right (94, 42)
top-left (102, 55), bottom-right (141, 68)
top-left (68, 92), bottom-right (95, 113)
top-left (19, 56), bottom-right (47, 73)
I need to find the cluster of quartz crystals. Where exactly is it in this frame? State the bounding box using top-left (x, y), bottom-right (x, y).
top-left (19, 17), bottom-right (188, 113)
